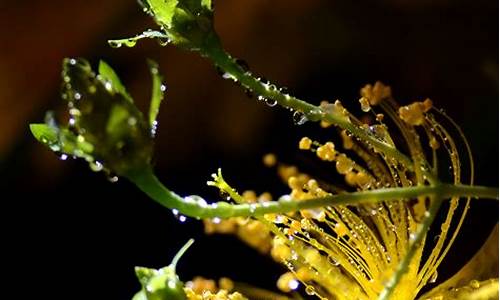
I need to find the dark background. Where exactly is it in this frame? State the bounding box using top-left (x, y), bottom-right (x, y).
top-left (1, 0), bottom-right (498, 299)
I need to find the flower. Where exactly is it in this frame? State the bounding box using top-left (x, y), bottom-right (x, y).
top-left (204, 82), bottom-right (498, 299)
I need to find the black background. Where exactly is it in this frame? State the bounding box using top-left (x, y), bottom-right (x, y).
top-left (1, 0), bottom-right (498, 299)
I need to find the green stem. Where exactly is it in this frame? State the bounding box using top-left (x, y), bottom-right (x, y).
top-left (202, 46), bottom-right (414, 169)
top-left (126, 167), bottom-right (498, 219)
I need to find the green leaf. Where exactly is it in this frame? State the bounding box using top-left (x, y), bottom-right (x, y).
top-left (107, 30), bottom-right (170, 49)
top-left (29, 124), bottom-right (58, 145)
top-left (146, 0), bottom-right (179, 27)
top-left (201, 0), bottom-right (212, 10)
top-left (147, 59), bottom-right (165, 128)
top-left (98, 60), bottom-right (133, 102)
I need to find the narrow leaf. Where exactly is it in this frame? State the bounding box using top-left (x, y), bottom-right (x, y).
top-left (147, 59), bottom-right (165, 128)
top-left (146, 0), bottom-right (179, 27)
top-left (98, 60), bottom-right (133, 102)
top-left (29, 124), bottom-right (58, 145)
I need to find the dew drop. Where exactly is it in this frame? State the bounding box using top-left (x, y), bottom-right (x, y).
top-left (160, 84), bottom-right (167, 92)
top-left (469, 280), bottom-right (480, 289)
top-left (104, 81), bottom-right (113, 91)
top-left (305, 285), bottom-right (316, 295)
top-left (292, 111), bottom-right (308, 125)
top-left (429, 271), bottom-right (438, 283)
top-left (265, 98), bottom-right (277, 107)
top-left (108, 41), bottom-right (123, 48)
top-left (89, 161), bottom-right (103, 172)
top-left (124, 39), bottom-right (137, 47)
top-left (59, 154), bottom-right (68, 161)
top-left (151, 120), bottom-right (158, 137)
top-left (74, 92), bottom-right (81, 100)
top-left (288, 279), bottom-right (299, 290)
top-left (107, 175), bottom-right (119, 183)
top-left (157, 37), bottom-right (170, 46)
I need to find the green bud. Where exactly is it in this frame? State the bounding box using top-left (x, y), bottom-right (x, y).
top-left (31, 58), bottom-right (165, 176)
top-left (132, 239), bottom-right (194, 300)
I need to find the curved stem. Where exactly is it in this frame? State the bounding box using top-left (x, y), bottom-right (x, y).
top-left (202, 46), bottom-right (414, 169)
top-left (126, 167), bottom-right (498, 219)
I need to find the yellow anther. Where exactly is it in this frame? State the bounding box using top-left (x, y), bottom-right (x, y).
top-left (218, 278), bottom-right (234, 291)
top-left (278, 165), bottom-right (299, 181)
top-left (299, 137), bottom-right (313, 150)
top-left (262, 153), bottom-right (277, 167)
top-left (355, 172), bottom-right (373, 189)
top-left (258, 192), bottom-right (273, 202)
top-left (398, 99), bottom-right (433, 126)
top-left (296, 267), bottom-right (314, 281)
top-left (242, 190), bottom-right (257, 203)
top-left (304, 248), bottom-right (323, 266)
top-left (277, 272), bottom-right (299, 292)
top-left (288, 176), bottom-right (303, 190)
top-left (360, 81), bottom-right (391, 105)
top-left (429, 136), bottom-right (440, 149)
top-left (376, 113), bottom-right (384, 122)
top-left (345, 171), bottom-right (357, 186)
top-left (336, 153), bottom-right (354, 174)
top-left (306, 179), bottom-right (319, 191)
top-left (204, 219), bottom-right (237, 234)
top-left (359, 97), bottom-right (371, 112)
top-left (334, 222), bottom-right (349, 236)
top-left (316, 142), bottom-right (335, 161)
top-left (290, 220), bottom-right (302, 232)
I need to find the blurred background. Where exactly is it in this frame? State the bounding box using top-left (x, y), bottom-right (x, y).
top-left (1, 0), bottom-right (497, 299)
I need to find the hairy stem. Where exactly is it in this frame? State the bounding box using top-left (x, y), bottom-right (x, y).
top-left (126, 167), bottom-right (498, 219)
top-left (202, 46), bottom-right (414, 169)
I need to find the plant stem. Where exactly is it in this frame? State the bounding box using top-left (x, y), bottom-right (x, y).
top-left (126, 167), bottom-right (498, 219)
top-left (202, 46), bottom-right (414, 169)
top-left (377, 197), bottom-right (442, 300)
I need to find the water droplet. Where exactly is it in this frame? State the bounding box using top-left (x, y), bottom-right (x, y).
top-left (469, 280), bottom-right (480, 289)
top-left (305, 285), bottom-right (316, 295)
top-left (124, 39), bottom-right (137, 47)
top-left (89, 161), bottom-right (103, 172)
top-left (288, 279), bottom-right (299, 290)
top-left (212, 217), bottom-right (221, 224)
top-left (328, 255), bottom-right (340, 266)
top-left (108, 41), bottom-right (123, 48)
top-left (409, 233), bottom-right (416, 242)
top-left (244, 89), bottom-right (254, 98)
top-left (104, 81), bottom-right (112, 91)
top-left (222, 72), bottom-right (232, 79)
top-left (59, 154), bottom-right (68, 161)
top-left (292, 111), bottom-right (308, 125)
top-left (157, 37), bottom-right (170, 46)
top-left (265, 98), bottom-right (277, 107)
top-left (151, 120), bottom-right (158, 137)
top-left (74, 92), bottom-right (81, 100)
top-left (273, 214), bottom-right (285, 224)
top-left (429, 271), bottom-right (438, 283)
top-left (257, 95), bottom-right (266, 101)
top-left (69, 59), bottom-right (77, 65)
top-left (107, 175), bottom-right (119, 183)
top-left (160, 84), bottom-right (167, 92)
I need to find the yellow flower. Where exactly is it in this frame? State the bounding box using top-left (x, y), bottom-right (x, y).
top-left (205, 82), bottom-right (498, 300)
